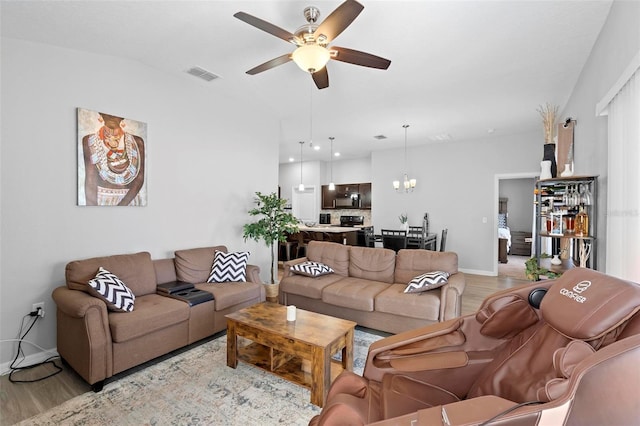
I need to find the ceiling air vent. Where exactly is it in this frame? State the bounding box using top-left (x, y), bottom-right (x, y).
top-left (186, 66), bottom-right (220, 82)
top-left (373, 135), bottom-right (387, 140)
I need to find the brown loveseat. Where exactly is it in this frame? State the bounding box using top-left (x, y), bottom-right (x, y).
top-left (52, 246), bottom-right (265, 391)
top-left (280, 241), bottom-right (465, 334)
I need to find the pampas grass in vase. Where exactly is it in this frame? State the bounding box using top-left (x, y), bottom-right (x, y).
top-left (537, 103), bottom-right (559, 145)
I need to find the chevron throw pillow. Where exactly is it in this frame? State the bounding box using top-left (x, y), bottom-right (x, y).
top-left (207, 251), bottom-right (250, 283)
top-left (87, 267), bottom-right (136, 312)
top-left (404, 271), bottom-right (450, 294)
top-left (290, 261), bottom-right (334, 277)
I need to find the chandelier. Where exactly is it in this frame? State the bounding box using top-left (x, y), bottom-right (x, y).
top-left (393, 124), bottom-right (416, 192)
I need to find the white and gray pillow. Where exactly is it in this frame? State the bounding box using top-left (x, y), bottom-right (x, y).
top-left (207, 250), bottom-right (250, 283)
top-left (290, 261), bottom-right (334, 277)
top-left (404, 271), bottom-right (450, 294)
top-left (87, 267), bottom-right (135, 312)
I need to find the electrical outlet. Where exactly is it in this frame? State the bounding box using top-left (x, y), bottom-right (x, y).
top-left (32, 302), bottom-right (45, 318)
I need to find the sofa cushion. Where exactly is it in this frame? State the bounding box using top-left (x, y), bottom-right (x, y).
top-left (280, 273), bottom-right (345, 299)
top-left (207, 250), bottom-right (250, 283)
top-left (175, 246), bottom-right (227, 283)
top-left (290, 261), bottom-right (334, 277)
top-left (376, 284), bottom-right (441, 321)
top-left (404, 271), bottom-right (450, 294)
top-left (195, 282), bottom-right (262, 311)
top-left (322, 277), bottom-right (390, 312)
top-left (349, 246), bottom-right (396, 283)
top-left (66, 251), bottom-right (157, 296)
top-left (307, 241), bottom-right (350, 276)
top-left (87, 267), bottom-right (136, 312)
top-left (394, 250), bottom-right (458, 284)
top-left (109, 294), bottom-right (190, 342)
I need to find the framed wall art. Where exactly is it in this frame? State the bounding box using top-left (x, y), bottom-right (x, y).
top-left (77, 108), bottom-right (147, 206)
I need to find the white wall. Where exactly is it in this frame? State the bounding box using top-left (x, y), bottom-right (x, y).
top-left (499, 178), bottom-right (536, 233)
top-left (559, 0), bottom-right (640, 270)
top-left (0, 39), bottom-right (279, 366)
top-left (372, 132), bottom-right (541, 274)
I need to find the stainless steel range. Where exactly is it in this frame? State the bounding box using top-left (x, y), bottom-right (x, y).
top-left (339, 215), bottom-right (364, 227)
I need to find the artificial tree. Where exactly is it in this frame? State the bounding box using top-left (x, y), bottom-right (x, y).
top-left (243, 191), bottom-right (299, 284)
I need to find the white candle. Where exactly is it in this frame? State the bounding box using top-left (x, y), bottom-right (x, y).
top-left (287, 305), bottom-right (296, 321)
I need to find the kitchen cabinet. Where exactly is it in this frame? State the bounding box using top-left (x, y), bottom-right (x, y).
top-left (321, 182), bottom-right (371, 209)
top-left (321, 185), bottom-right (336, 209)
top-left (534, 176), bottom-right (598, 273)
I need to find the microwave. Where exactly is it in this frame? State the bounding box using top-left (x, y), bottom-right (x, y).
top-left (335, 194), bottom-right (360, 208)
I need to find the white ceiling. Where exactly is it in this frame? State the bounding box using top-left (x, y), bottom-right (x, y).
top-left (1, 1), bottom-right (612, 163)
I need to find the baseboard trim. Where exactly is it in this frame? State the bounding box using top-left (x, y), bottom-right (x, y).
top-left (0, 347), bottom-right (59, 376)
top-left (460, 268), bottom-right (495, 276)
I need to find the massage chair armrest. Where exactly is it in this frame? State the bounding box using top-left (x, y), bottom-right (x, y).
top-left (245, 264), bottom-right (261, 283)
top-left (282, 257), bottom-right (308, 278)
top-left (439, 272), bottom-right (466, 321)
top-left (368, 396), bottom-right (521, 426)
top-left (364, 318), bottom-right (465, 382)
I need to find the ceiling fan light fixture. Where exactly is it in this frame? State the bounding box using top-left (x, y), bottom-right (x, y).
top-left (292, 44), bottom-right (330, 73)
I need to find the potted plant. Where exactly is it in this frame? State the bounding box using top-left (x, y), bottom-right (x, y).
top-left (398, 213), bottom-right (408, 231)
top-left (525, 254), bottom-right (561, 281)
top-left (243, 192), bottom-right (299, 286)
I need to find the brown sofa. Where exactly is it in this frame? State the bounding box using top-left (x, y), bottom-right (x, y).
top-left (52, 245), bottom-right (265, 391)
top-left (280, 241), bottom-right (465, 334)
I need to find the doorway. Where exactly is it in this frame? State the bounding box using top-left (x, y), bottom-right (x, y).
top-left (494, 173), bottom-right (537, 278)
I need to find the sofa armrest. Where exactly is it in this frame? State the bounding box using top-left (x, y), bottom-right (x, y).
top-left (245, 264), bottom-right (262, 283)
top-left (52, 286), bottom-right (113, 385)
top-left (439, 272), bottom-right (466, 321)
top-left (52, 285), bottom-right (107, 318)
top-left (282, 257), bottom-right (308, 278)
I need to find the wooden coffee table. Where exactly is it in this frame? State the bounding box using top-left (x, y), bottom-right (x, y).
top-left (226, 302), bottom-right (356, 407)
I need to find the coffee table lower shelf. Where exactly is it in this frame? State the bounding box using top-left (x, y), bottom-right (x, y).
top-left (238, 341), bottom-right (346, 389)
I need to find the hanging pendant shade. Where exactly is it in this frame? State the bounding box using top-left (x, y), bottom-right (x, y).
top-left (328, 136), bottom-right (335, 190)
top-left (298, 141), bottom-right (305, 191)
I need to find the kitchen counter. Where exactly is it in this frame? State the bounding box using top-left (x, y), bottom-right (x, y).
top-left (298, 225), bottom-right (362, 233)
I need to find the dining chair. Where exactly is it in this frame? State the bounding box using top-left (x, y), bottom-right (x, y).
top-left (278, 233), bottom-right (298, 262)
top-left (381, 229), bottom-right (407, 252)
top-left (407, 225), bottom-right (424, 249)
top-left (440, 228), bottom-right (448, 252)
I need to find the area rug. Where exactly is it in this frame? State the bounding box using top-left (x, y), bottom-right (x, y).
top-left (18, 329), bottom-right (383, 426)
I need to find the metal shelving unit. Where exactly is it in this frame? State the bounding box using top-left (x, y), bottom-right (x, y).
top-left (534, 175), bottom-right (598, 273)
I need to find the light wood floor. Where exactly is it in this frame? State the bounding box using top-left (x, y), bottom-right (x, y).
top-left (0, 269), bottom-right (528, 426)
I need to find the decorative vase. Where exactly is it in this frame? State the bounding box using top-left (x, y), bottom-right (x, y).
top-left (560, 163), bottom-right (574, 177)
top-left (401, 222), bottom-right (409, 231)
top-left (540, 160), bottom-right (552, 180)
top-left (551, 254), bottom-right (562, 265)
top-left (543, 143), bottom-right (557, 178)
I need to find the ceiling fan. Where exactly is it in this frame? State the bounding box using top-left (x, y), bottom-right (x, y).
top-left (234, 0), bottom-right (391, 89)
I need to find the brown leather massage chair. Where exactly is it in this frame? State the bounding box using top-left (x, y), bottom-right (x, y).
top-left (310, 268), bottom-right (640, 425)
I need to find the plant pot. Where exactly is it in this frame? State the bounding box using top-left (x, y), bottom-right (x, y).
top-left (264, 283), bottom-right (279, 303)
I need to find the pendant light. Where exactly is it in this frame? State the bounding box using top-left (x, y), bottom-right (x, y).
top-left (328, 136), bottom-right (335, 191)
top-left (393, 124), bottom-right (417, 192)
top-left (298, 141), bottom-right (305, 191)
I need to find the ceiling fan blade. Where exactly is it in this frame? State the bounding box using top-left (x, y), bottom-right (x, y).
top-left (246, 54), bottom-right (292, 75)
top-left (314, 0), bottom-right (364, 44)
top-left (312, 67), bottom-right (329, 89)
top-left (330, 46), bottom-right (391, 69)
top-left (234, 11), bottom-right (297, 44)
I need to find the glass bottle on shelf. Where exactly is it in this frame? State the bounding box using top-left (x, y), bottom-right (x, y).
top-left (575, 207), bottom-right (589, 237)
